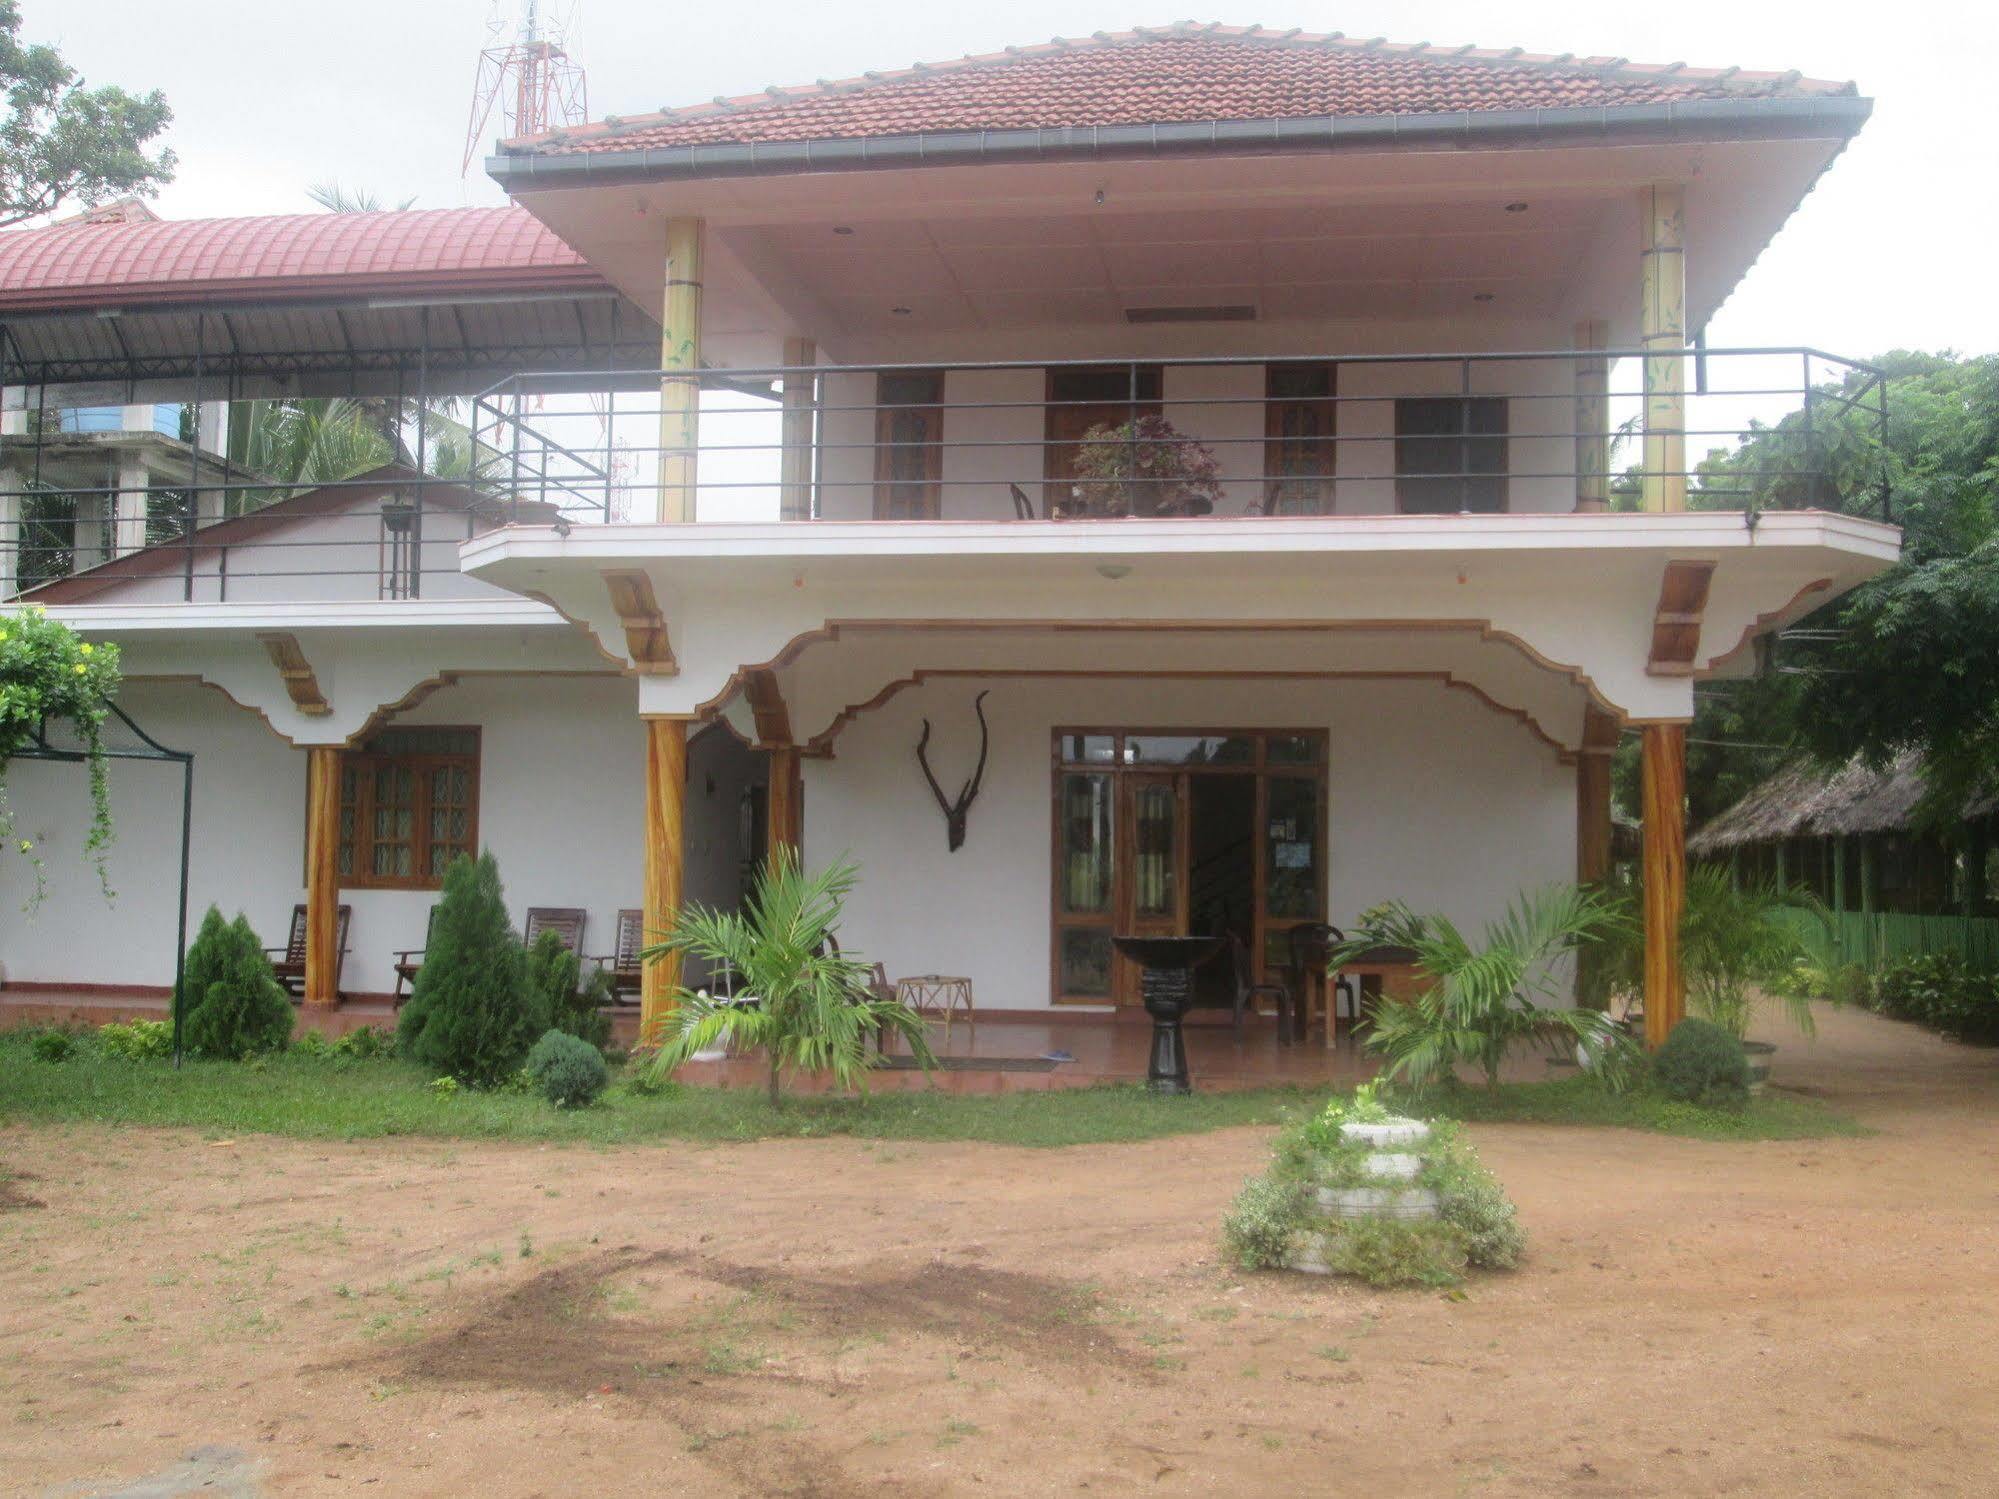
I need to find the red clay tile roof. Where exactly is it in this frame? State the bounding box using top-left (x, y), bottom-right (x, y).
top-left (0, 206), bottom-right (600, 313)
top-left (509, 24), bottom-right (1855, 156)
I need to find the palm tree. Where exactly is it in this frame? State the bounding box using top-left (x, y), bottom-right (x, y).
top-left (306, 182), bottom-right (416, 213)
top-left (1680, 867), bottom-right (1822, 1040)
top-left (641, 851), bottom-right (935, 1106)
top-left (1333, 885), bottom-right (1630, 1090)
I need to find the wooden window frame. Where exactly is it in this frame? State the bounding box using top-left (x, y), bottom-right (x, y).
top-left (1048, 727), bottom-right (1329, 1007)
top-left (872, 370), bottom-right (945, 519)
top-left (1262, 362), bottom-right (1337, 516)
top-left (1394, 395), bottom-right (1510, 514)
top-left (332, 726), bottom-right (482, 892)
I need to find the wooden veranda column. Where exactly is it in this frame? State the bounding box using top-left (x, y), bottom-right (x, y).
top-left (640, 718), bottom-right (689, 1044)
top-left (766, 745), bottom-right (802, 865)
top-left (1639, 184), bottom-right (1688, 513)
top-left (1641, 723), bottom-right (1688, 1047)
top-left (1572, 319), bottom-right (1611, 513)
top-left (779, 337), bottom-right (817, 522)
top-left (656, 216), bottom-right (705, 523)
top-left (1576, 707), bottom-right (1619, 886)
top-left (303, 747), bottom-right (342, 1008)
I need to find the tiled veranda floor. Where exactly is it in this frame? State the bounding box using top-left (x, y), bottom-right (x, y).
top-left (0, 987), bottom-right (1398, 1092)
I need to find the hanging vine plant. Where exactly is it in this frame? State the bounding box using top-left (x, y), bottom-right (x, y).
top-left (0, 606), bottom-right (122, 904)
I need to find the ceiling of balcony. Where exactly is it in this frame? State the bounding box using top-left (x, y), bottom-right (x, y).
top-left (511, 132), bottom-right (1850, 363)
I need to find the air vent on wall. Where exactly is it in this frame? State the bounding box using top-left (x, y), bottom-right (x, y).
top-left (1123, 304), bottom-right (1256, 324)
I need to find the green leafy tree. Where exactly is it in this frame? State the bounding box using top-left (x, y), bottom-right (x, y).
top-left (643, 850), bottom-right (934, 1106)
top-left (1682, 354), bottom-right (1999, 833)
top-left (180, 907), bottom-right (292, 1059)
top-left (396, 852), bottom-right (537, 1086)
top-left (0, 1), bottom-right (174, 226)
top-left (524, 927), bottom-right (610, 1049)
top-left (1332, 886), bottom-right (1630, 1090)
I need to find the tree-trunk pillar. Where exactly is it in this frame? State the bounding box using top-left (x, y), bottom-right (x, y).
top-left (1639, 183), bottom-right (1688, 513)
top-left (641, 717), bottom-right (689, 1044)
top-left (1573, 318), bottom-right (1611, 513)
top-left (1641, 723), bottom-right (1687, 1047)
top-left (779, 337), bottom-right (817, 522)
top-left (1576, 707), bottom-right (1618, 886)
top-left (656, 216), bottom-right (704, 523)
top-left (767, 744), bottom-right (802, 865)
top-left (303, 747), bottom-right (342, 1008)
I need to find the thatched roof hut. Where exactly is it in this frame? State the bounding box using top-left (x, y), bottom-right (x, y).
top-left (1688, 749), bottom-right (1998, 856)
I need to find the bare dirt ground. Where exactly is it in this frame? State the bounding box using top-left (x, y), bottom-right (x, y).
top-left (5, 1004), bottom-right (1999, 1498)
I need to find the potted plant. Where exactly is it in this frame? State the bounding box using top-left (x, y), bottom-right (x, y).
top-left (1679, 868), bottom-right (1821, 1090)
top-left (1057, 414), bottom-right (1224, 518)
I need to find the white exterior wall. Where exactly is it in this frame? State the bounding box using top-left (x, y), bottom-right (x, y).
top-left (807, 358), bottom-right (1577, 521)
top-left (804, 674), bottom-right (1575, 1010)
top-left (76, 494), bottom-right (510, 606)
top-left (0, 674), bottom-right (643, 996)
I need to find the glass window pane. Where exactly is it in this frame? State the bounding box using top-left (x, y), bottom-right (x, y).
top-left (1058, 773), bottom-right (1113, 914)
top-left (1266, 734), bottom-right (1322, 764)
top-left (1058, 733), bottom-right (1117, 765)
top-left (1264, 776), bottom-right (1320, 919)
top-left (1127, 734), bottom-right (1254, 767)
top-left (1133, 782), bottom-right (1179, 919)
top-left (1059, 929), bottom-right (1113, 998)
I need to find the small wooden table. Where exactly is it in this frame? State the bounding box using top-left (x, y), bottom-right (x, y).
top-left (1334, 945), bottom-right (1425, 1049)
top-left (895, 974), bottom-right (975, 1040)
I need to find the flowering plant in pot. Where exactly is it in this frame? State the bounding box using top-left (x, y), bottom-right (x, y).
top-left (1057, 414), bottom-right (1224, 518)
top-left (1, 606), bottom-right (122, 904)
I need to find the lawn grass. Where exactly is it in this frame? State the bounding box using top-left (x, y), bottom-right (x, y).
top-left (0, 1032), bottom-right (1862, 1147)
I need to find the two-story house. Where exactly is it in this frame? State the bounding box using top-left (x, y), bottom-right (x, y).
top-left (1, 25), bottom-right (1899, 1065)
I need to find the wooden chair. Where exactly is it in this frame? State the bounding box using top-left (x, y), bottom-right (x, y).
top-left (390, 905), bottom-right (441, 1005)
top-left (590, 908), bottom-right (645, 1007)
top-left (523, 906), bottom-right (587, 954)
top-left (266, 904), bottom-right (352, 1001)
top-left (1227, 930), bottom-right (1293, 1042)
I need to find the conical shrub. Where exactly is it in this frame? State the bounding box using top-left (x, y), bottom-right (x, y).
top-left (396, 851), bottom-right (536, 1086)
top-left (181, 906), bottom-right (294, 1060)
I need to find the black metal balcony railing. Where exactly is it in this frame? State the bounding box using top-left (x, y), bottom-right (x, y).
top-left (0, 347), bottom-right (1890, 603)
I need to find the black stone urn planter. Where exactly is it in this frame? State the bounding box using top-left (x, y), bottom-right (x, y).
top-left (1113, 934), bottom-right (1223, 1095)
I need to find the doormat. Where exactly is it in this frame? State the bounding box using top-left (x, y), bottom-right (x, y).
top-left (876, 1054), bottom-right (1061, 1073)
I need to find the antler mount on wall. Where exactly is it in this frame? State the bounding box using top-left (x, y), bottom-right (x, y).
top-left (915, 690), bottom-right (991, 852)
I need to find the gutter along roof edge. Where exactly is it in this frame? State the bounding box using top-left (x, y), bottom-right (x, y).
top-left (488, 95), bottom-right (1874, 187)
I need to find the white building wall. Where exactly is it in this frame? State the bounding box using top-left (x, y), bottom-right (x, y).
top-left (4, 670), bottom-right (1573, 1009)
top-left (0, 673), bottom-right (643, 997)
top-left (804, 673), bottom-right (1575, 1010)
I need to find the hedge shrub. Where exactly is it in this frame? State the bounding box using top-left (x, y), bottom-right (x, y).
top-left (525, 1028), bottom-right (609, 1108)
top-left (180, 906), bottom-right (294, 1060)
top-left (1653, 1017), bottom-right (1750, 1107)
top-left (396, 852), bottom-right (538, 1087)
top-left (1870, 954), bottom-right (1999, 1044)
top-left (525, 928), bottom-right (611, 1050)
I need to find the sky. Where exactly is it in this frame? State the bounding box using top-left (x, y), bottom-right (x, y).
top-left (31, 0), bottom-right (1999, 363)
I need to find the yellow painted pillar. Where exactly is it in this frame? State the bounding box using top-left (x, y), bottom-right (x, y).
top-left (1641, 723), bottom-right (1688, 1047)
top-left (1572, 318), bottom-right (1610, 513)
top-left (766, 745), bottom-right (802, 864)
top-left (303, 747), bottom-right (342, 1007)
top-left (656, 216), bottom-right (705, 523)
top-left (640, 717), bottom-right (689, 1044)
top-left (1639, 184), bottom-right (1687, 513)
top-left (779, 337), bottom-right (817, 522)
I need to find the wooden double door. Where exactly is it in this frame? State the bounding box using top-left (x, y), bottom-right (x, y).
top-left (1052, 729), bottom-right (1328, 1007)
